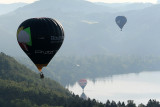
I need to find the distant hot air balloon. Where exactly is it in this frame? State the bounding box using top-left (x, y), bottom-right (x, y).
top-left (115, 16), bottom-right (127, 31)
top-left (78, 79), bottom-right (87, 91)
top-left (17, 17), bottom-right (64, 78)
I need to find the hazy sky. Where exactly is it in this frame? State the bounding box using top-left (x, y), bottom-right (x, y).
top-left (88, 0), bottom-right (158, 4)
top-left (0, 0), bottom-right (158, 4)
top-left (0, 0), bottom-right (38, 4)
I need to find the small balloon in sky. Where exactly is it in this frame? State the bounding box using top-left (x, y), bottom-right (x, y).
top-left (78, 79), bottom-right (87, 91)
top-left (115, 16), bottom-right (127, 31)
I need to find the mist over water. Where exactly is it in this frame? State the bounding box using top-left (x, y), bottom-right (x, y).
top-left (67, 71), bottom-right (160, 105)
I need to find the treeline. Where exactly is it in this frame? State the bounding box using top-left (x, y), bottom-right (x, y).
top-left (104, 99), bottom-right (160, 107)
top-left (16, 55), bottom-right (160, 86)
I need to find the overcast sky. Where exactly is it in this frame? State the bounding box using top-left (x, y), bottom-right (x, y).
top-left (0, 0), bottom-right (158, 4)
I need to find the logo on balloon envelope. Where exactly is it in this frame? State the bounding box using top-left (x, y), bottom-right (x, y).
top-left (17, 27), bottom-right (32, 51)
top-left (51, 36), bottom-right (64, 40)
top-left (35, 50), bottom-right (57, 54)
top-left (50, 35), bottom-right (64, 43)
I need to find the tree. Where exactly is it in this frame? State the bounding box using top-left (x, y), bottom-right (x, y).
top-left (111, 101), bottom-right (117, 107)
top-left (126, 100), bottom-right (136, 107)
top-left (105, 100), bottom-right (111, 107)
top-left (146, 99), bottom-right (160, 107)
top-left (138, 103), bottom-right (145, 107)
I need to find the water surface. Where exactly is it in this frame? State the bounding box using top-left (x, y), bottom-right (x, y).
top-left (66, 71), bottom-right (160, 105)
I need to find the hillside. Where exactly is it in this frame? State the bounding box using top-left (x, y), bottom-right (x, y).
top-left (0, 3), bottom-right (27, 15)
top-left (0, 52), bottom-right (104, 107)
top-left (0, 52), bottom-right (69, 106)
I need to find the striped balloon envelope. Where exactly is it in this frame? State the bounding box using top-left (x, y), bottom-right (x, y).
top-left (78, 79), bottom-right (87, 90)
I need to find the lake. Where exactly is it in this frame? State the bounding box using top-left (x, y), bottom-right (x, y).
top-left (66, 71), bottom-right (160, 105)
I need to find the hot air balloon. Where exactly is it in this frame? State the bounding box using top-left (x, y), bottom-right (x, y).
top-left (115, 16), bottom-right (127, 31)
top-left (17, 17), bottom-right (64, 79)
top-left (78, 79), bottom-right (87, 91)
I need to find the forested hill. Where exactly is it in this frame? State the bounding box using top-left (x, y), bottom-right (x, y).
top-left (0, 52), bottom-right (104, 107)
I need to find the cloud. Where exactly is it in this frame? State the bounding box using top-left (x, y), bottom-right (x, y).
top-left (81, 20), bottom-right (99, 24)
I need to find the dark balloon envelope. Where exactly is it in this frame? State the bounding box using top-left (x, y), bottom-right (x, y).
top-left (17, 17), bottom-right (64, 72)
top-left (115, 16), bottom-right (127, 31)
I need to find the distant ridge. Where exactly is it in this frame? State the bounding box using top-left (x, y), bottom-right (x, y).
top-left (0, 3), bottom-right (27, 15)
